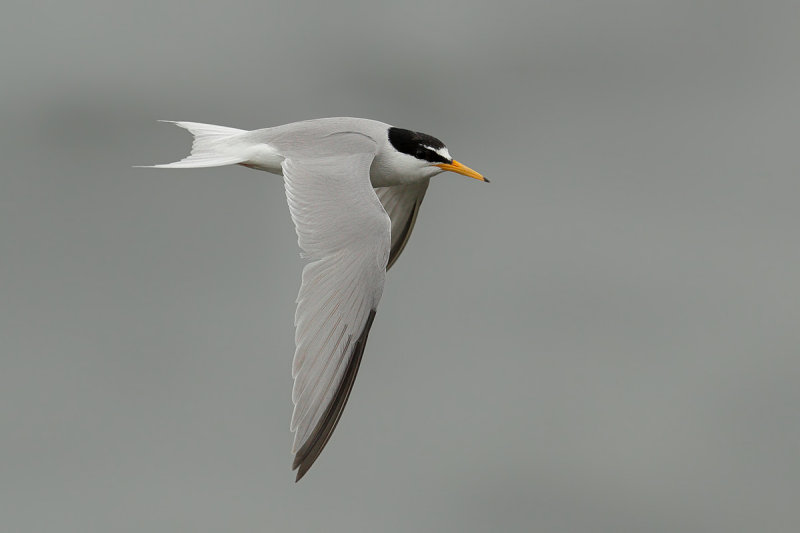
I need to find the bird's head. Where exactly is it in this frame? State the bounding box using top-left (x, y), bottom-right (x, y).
top-left (386, 127), bottom-right (489, 183)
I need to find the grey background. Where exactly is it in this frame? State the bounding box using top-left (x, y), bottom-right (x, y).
top-left (1, 1), bottom-right (799, 531)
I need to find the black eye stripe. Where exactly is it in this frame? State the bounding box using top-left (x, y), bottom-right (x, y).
top-left (418, 148), bottom-right (449, 164)
top-left (388, 127), bottom-right (452, 164)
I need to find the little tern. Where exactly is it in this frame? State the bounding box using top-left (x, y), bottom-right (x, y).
top-left (142, 117), bottom-right (488, 480)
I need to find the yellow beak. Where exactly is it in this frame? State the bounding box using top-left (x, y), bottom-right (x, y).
top-left (435, 160), bottom-right (489, 182)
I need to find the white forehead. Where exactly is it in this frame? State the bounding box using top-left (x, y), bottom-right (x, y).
top-left (424, 145), bottom-right (452, 161)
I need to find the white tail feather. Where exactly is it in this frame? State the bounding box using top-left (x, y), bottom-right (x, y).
top-left (138, 121), bottom-right (248, 168)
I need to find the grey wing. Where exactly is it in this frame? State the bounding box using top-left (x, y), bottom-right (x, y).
top-left (375, 180), bottom-right (430, 271)
top-left (283, 134), bottom-right (392, 481)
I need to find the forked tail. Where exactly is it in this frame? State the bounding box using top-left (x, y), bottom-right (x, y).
top-left (139, 121), bottom-right (248, 168)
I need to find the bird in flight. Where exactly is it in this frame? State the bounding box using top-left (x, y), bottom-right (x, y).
top-left (142, 117), bottom-right (488, 480)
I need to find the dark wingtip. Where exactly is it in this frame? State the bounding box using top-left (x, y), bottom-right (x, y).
top-left (290, 309), bottom-right (378, 483)
top-left (293, 454), bottom-right (313, 481)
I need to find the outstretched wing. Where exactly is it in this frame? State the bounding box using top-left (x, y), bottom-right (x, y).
top-left (282, 134), bottom-right (391, 480)
top-left (375, 180), bottom-right (430, 270)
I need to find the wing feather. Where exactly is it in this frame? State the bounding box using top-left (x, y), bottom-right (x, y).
top-left (281, 135), bottom-right (391, 480)
top-left (375, 180), bottom-right (430, 270)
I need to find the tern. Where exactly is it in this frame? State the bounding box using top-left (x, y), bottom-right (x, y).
top-left (143, 117), bottom-right (488, 480)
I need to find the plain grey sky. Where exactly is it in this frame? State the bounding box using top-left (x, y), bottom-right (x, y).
top-left (2, 1), bottom-right (799, 532)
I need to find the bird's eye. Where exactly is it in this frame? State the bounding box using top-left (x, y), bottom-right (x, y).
top-left (418, 146), bottom-right (450, 164)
